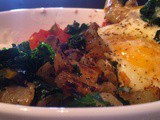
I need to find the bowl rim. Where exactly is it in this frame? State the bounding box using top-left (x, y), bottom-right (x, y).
top-left (0, 101), bottom-right (160, 118)
top-left (0, 7), bottom-right (103, 14)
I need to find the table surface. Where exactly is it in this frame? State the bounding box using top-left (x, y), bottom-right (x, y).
top-left (0, 0), bottom-right (148, 12)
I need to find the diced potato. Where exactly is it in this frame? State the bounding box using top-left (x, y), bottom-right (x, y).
top-left (0, 83), bottom-right (35, 105)
top-left (100, 93), bottom-right (123, 106)
top-left (81, 23), bottom-right (110, 68)
top-left (45, 35), bottom-right (60, 51)
top-left (64, 49), bottom-right (83, 61)
top-left (37, 95), bottom-right (62, 107)
top-left (84, 23), bottom-right (99, 51)
top-left (119, 87), bottom-right (160, 105)
top-left (54, 51), bottom-right (71, 74)
top-left (55, 71), bottom-right (75, 88)
top-left (130, 87), bottom-right (160, 104)
top-left (97, 59), bottom-right (117, 86)
top-left (55, 71), bottom-right (93, 95)
top-left (80, 45), bottom-right (107, 67)
top-left (78, 63), bottom-right (101, 85)
top-left (84, 23), bottom-right (109, 51)
top-left (0, 69), bottom-right (17, 79)
top-left (118, 71), bottom-right (131, 87)
top-left (99, 82), bottom-right (117, 96)
top-left (37, 62), bottom-right (55, 85)
top-left (104, 0), bottom-right (138, 24)
top-left (125, 0), bottom-right (138, 7)
top-left (80, 55), bottom-right (95, 67)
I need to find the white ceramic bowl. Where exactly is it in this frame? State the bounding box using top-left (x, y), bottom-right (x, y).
top-left (0, 8), bottom-right (160, 120)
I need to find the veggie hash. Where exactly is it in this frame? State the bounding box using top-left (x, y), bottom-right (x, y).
top-left (0, 21), bottom-right (121, 107)
top-left (0, 0), bottom-right (160, 107)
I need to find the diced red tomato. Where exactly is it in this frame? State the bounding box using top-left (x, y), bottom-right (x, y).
top-left (29, 24), bottom-right (70, 50)
top-left (51, 23), bottom-right (70, 43)
top-left (102, 21), bottom-right (113, 27)
top-left (29, 29), bottom-right (52, 50)
top-left (102, 21), bottom-right (107, 27)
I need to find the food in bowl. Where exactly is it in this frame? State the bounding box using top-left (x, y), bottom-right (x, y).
top-left (0, 0), bottom-right (159, 107)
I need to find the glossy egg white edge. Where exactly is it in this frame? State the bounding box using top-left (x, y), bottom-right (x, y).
top-left (0, 8), bottom-right (160, 120)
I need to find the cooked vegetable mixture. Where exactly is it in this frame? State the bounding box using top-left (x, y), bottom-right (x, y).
top-left (0, 0), bottom-right (160, 107)
top-left (0, 21), bottom-right (122, 107)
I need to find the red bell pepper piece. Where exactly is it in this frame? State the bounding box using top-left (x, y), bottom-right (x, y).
top-left (29, 29), bottom-right (52, 50)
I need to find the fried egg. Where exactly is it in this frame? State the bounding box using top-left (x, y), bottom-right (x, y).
top-left (98, 7), bottom-right (160, 91)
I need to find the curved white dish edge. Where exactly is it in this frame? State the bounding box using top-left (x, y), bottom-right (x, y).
top-left (0, 8), bottom-right (159, 120)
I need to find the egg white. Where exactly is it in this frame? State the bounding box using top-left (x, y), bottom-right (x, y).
top-left (98, 7), bottom-right (160, 91)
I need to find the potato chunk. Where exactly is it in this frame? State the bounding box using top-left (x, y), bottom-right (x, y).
top-left (0, 83), bottom-right (35, 106)
top-left (97, 59), bottom-right (117, 86)
top-left (100, 93), bottom-right (123, 106)
top-left (37, 62), bottom-right (55, 85)
top-left (130, 87), bottom-right (160, 104)
top-left (104, 0), bottom-right (138, 24)
top-left (120, 87), bottom-right (160, 104)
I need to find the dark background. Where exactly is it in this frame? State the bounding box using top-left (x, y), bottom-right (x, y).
top-left (0, 0), bottom-right (148, 12)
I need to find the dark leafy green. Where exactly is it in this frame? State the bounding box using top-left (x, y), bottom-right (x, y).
top-left (69, 93), bottom-right (111, 107)
top-left (65, 21), bottom-right (88, 52)
top-left (0, 78), bottom-right (10, 91)
top-left (118, 86), bottom-right (132, 93)
top-left (0, 69), bottom-right (28, 89)
top-left (67, 34), bottom-right (86, 52)
top-left (72, 64), bottom-right (82, 76)
top-left (119, 0), bottom-right (129, 5)
top-left (0, 47), bottom-right (20, 62)
top-left (0, 42), bottom-right (55, 73)
top-left (140, 0), bottom-right (160, 26)
top-left (65, 21), bottom-right (88, 35)
top-left (116, 94), bottom-right (130, 105)
top-left (30, 42), bottom-right (55, 71)
top-left (0, 41), bottom-right (57, 103)
top-left (117, 87), bottom-right (131, 105)
top-left (28, 75), bottom-right (63, 105)
top-left (154, 30), bottom-right (160, 43)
